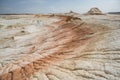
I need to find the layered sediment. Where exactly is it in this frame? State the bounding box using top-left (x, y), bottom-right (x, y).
top-left (0, 14), bottom-right (120, 80)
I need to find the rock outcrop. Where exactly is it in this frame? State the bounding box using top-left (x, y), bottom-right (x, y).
top-left (0, 14), bottom-right (120, 80)
top-left (65, 11), bottom-right (80, 16)
top-left (86, 7), bottom-right (103, 15)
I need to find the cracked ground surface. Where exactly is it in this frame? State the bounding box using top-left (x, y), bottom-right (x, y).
top-left (0, 14), bottom-right (120, 80)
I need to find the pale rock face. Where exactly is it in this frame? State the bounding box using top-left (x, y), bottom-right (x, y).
top-left (0, 14), bottom-right (120, 80)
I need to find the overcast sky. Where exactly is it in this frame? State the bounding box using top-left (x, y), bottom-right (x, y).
top-left (0, 0), bottom-right (120, 14)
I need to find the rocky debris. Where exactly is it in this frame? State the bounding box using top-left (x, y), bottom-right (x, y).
top-left (34, 14), bottom-right (42, 18)
top-left (48, 14), bottom-right (55, 17)
top-left (65, 11), bottom-right (80, 16)
top-left (86, 7), bottom-right (103, 15)
top-left (0, 14), bottom-right (120, 80)
top-left (64, 16), bottom-right (82, 22)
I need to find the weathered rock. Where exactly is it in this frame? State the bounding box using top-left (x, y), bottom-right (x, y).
top-left (0, 14), bottom-right (120, 80)
top-left (86, 7), bottom-right (103, 15)
top-left (65, 11), bottom-right (80, 16)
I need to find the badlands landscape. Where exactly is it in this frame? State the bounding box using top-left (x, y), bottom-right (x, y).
top-left (0, 9), bottom-right (120, 80)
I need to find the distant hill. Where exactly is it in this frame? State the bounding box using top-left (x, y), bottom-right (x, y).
top-left (108, 12), bottom-right (120, 14)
